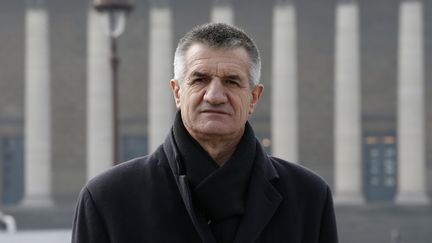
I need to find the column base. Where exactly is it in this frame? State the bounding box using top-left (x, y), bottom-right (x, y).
top-left (0, 212), bottom-right (17, 233)
top-left (20, 195), bottom-right (55, 208)
top-left (396, 191), bottom-right (430, 205)
top-left (335, 191), bottom-right (365, 205)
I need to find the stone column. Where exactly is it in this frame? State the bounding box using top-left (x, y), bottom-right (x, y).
top-left (396, 0), bottom-right (429, 205)
top-left (148, 1), bottom-right (174, 152)
top-left (86, 9), bottom-right (113, 180)
top-left (271, 0), bottom-right (298, 163)
top-left (211, 0), bottom-right (233, 24)
top-left (334, 0), bottom-right (363, 204)
top-left (22, 0), bottom-right (53, 207)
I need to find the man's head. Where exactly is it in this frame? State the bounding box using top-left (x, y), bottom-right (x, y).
top-left (173, 23), bottom-right (261, 88)
top-left (170, 23), bottom-right (264, 142)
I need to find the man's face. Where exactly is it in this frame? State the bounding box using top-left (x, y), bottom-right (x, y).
top-left (170, 43), bottom-right (263, 141)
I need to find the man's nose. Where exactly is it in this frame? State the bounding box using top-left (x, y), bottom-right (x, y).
top-left (203, 79), bottom-right (228, 104)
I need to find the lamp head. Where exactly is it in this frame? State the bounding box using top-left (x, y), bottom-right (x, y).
top-left (93, 0), bottom-right (134, 38)
top-left (93, 0), bottom-right (133, 12)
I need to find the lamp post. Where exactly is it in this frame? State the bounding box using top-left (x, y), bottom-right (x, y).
top-left (93, 0), bottom-right (133, 164)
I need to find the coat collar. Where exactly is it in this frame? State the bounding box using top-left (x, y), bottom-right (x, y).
top-left (162, 128), bottom-right (282, 243)
top-left (233, 141), bottom-right (282, 243)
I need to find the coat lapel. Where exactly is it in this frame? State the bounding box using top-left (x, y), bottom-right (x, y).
top-left (234, 144), bottom-right (282, 243)
top-left (163, 132), bottom-right (217, 243)
top-left (178, 175), bottom-right (217, 243)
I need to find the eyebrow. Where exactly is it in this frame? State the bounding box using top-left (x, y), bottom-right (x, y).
top-left (225, 75), bottom-right (241, 81)
top-left (191, 71), bottom-right (241, 80)
top-left (190, 71), bottom-right (209, 78)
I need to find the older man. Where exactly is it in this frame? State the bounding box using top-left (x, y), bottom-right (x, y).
top-left (72, 23), bottom-right (338, 243)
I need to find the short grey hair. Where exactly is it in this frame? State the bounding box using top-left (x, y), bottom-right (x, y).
top-left (173, 23), bottom-right (261, 87)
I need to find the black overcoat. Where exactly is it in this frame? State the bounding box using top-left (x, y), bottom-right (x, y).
top-left (72, 130), bottom-right (338, 243)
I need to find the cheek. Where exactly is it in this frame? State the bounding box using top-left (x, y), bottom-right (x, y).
top-left (235, 97), bottom-right (251, 116)
top-left (181, 91), bottom-right (199, 111)
top-left (191, 90), bottom-right (205, 104)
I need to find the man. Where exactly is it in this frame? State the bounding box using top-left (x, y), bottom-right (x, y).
top-left (72, 23), bottom-right (338, 243)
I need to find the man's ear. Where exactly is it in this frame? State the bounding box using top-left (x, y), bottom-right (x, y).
top-left (249, 83), bottom-right (264, 114)
top-left (170, 79), bottom-right (181, 109)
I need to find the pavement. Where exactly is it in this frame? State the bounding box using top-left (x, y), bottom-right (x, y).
top-left (0, 230), bottom-right (71, 243)
top-left (336, 205), bottom-right (432, 243)
top-left (1, 204), bottom-right (431, 243)
top-left (2, 205), bottom-right (75, 230)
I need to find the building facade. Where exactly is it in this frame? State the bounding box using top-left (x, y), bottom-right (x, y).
top-left (0, 0), bottom-right (431, 206)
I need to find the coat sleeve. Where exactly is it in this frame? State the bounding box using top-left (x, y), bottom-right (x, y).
top-left (319, 186), bottom-right (339, 243)
top-left (72, 186), bottom-right (110, 243)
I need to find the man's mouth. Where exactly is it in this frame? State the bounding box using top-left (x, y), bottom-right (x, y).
top-left (201, 109), bottom-right (230, 115)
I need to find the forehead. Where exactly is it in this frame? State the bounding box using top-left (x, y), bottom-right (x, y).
top-left (184, 43), bottom-right (250, 75)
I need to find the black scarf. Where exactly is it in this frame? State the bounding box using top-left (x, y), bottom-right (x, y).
top-left (173, 112), bottom-right (256, 243)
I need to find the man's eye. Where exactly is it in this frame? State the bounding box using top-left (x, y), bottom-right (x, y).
top-left (225, 79), bottom-right (240, 86)
top-left (189, 78), bottom-right (205, 84)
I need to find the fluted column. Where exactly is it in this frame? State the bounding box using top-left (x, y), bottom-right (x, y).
top-left (22, 0), bottom-right (53, 207)
top-left (334, 0), bottom-right (364, 204)
top-left (86, 9), bottom-right (113, 180)
top-left (271, 0), bottom-right (298, 162)
top-left (396, 0), bottom-right (429, 205)
top-left (211, 0), bottom-right (233, 24)
top-left (148, 1), bottom-right (174, 152)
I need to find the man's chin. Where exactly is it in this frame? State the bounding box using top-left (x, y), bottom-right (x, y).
top-left (195, 123), bottom-right (233, 136)
top-left (201, 127), bottom-right (230, 136)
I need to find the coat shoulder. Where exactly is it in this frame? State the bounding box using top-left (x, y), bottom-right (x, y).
top-left (269, 156), bottom-right (331, 193)
top-left (85, 145), bottom-right (170, 196)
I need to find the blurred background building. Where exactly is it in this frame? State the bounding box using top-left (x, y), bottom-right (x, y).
top-left (0, 0), bottom-right (431, 242)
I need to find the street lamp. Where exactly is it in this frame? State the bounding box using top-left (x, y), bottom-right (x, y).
top-left (93, 0), bottom-right (133, 164)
